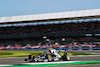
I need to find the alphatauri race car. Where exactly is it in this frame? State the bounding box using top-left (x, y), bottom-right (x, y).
top-left (25, 49), bottom-right (70, 62)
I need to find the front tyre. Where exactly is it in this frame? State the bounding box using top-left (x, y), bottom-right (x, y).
top-left (28, 55), bottom-right (32, 60)
top-left (25, 59), bottom-right (27, 61)
top-left (62, 54), bottom-right (70, 61)
top-left (28, 55), bottom-right (35, 62)
top-left (31, 55), bottom-right (35, 62)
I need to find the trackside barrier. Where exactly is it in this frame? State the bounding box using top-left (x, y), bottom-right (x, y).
top-left (25, 48), bottom-right (33, 50)
top-left (54, 48), bottom-right (60, 50)
top-left (33, 48), bottom-right (40, 50)
top-left (71, 47), bottom-right (80, 50)
top-left (92, 47), bottom-right (100, 50)
top-left (40, 48), bottom-right (48, 50)
top-left (3, 47), bottom-right (100, 50)
top-left (33, 48), bottom-right (48, 50)
top-left (62, 47), bottom-right (70, 50)
top-left (81, 47), bottom-right (90, 50)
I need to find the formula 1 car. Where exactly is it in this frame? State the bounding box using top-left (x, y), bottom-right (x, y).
top-left (25, 49), bottom-right (70, 62)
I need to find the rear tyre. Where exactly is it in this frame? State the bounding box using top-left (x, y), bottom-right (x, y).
top-left (48, 55), bottom-right (52, 62)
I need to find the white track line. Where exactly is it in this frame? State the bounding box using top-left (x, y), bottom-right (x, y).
top-left (0, 57), bottom-right (26, 59)
top-left (21, 61), bottom-right (79, 65)
top-left (70, 55), bottom-right (100, 57)
top-left (0, 65), bottom-right (13, 66)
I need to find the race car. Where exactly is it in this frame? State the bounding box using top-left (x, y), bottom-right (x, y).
top-left (25, 48), bottom-right (70, 62)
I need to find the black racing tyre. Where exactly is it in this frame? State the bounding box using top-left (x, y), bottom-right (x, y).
top-left (25, 59), bottom-right (27, 61)
top-left (32, 56), bottom-right (35, 60)
top-left (45, 54), bottom-right (48, 59)
top-left (48, 55), bottom-right (52, 62)
top-left (62, 54), bottom-right (69, 61)
top-left (28, 55), bottom-right (32, 60)
top-left (31, 55), bottom-right (35, 62)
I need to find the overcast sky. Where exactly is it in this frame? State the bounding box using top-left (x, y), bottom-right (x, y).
top-left (0, 0), bottom-right (100, 17)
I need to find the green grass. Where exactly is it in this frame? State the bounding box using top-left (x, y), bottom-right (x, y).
top-left (0, 51), bottom-right (98, 57)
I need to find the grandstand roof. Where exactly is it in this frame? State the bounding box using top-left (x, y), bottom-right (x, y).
top-left (0, 9), bottom-right (100, 23)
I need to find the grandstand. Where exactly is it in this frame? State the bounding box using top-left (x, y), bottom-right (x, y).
top-left (0, 9), bottom-right (100, 49)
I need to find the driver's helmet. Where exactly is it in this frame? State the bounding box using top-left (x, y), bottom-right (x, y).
top-left (64, 50), bottom-right (67, 54)
top-left (49, 48), bottom-right (52, 50)
top-left (48, 48), bottom-right (52, 52)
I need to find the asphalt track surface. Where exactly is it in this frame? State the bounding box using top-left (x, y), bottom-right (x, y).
top-left (0, 50), bottom-right (100, 67)
top-left (0, 55), bottom-right (100, 65)
top-left (47, 64), bottom-right (100, 67)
